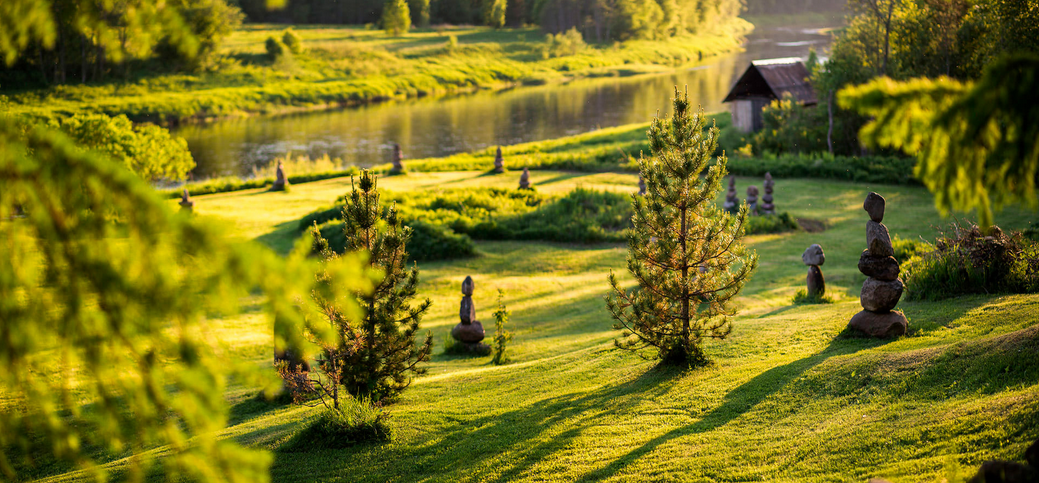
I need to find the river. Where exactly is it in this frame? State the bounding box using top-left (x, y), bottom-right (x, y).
top-left (177, 22), bottom-right (837, 179)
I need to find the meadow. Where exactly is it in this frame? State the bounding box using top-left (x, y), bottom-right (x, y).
top-left (1, 23), bottom-right (750, 124)
top-left (31, 169), bottom-right (1022, 482)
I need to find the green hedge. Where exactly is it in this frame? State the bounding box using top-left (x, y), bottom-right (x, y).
top-left (161, 167), bottom-right (360, 198)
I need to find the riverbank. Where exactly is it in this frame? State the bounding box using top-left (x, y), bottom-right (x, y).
top-left (4, 22), bottom-right (751, 125)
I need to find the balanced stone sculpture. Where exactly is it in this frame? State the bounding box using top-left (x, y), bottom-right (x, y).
top-left (518, 167), bottom-right (531, 190)
top-left (450, 276), bottom-right (491, 354)
top-left (722, 176), bottom-right (738, 214)
top-left (270, 161), bottom-right (289, 191)
top-left (802, 244), bottom-right (825, 298)
top-left (638, 175), bottom-right (647, 196)
top-left (494, 146), bottom-right (505, 173)
top-left (746, 185), bottom-right (759, 215)
top-left (849, 192), bottom-right (908, 337)
top-left (179, 189), bottom-right (194, 213)
top-left (391, 143), bottom-right (404, 173)
top-left (761, 172), bottom-right (775, 214)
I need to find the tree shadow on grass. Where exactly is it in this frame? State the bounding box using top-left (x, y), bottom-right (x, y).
top-left (255, 220), bottom-right (303, 255)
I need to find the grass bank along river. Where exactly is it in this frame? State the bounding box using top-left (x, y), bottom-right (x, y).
top-left (174, 21), bottom-right (836, 178)
top-left (3, 22), bottom-right (752, 125)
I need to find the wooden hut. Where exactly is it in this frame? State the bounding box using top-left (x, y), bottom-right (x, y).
top-left (723, 58), bottom-right (817, 133)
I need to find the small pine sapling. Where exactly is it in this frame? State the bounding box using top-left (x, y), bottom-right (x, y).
top-left (606, 87), bottom-right (759, 367)
top-left (491, 289), bottom-right (513, 365)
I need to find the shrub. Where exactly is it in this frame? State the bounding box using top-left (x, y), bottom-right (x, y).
top-left (744, 212), bottom-right (799, 235)
top-left (542, 27), bottom-right (587, 58)
top-left (792, 288), bottom-right (834, 304)
top-left (265, 36), bottom-right (288, 60)
top-left (382, 0), bottom-right (411, 36)
top-left (280, 400), bottom-right (390, 452)
top-left (443, 336), bottom-right (491, 356)
top-left (491, 289), bottom-right (513, 365)
top-left (282, 29), bottom-right (304, 54)
top-left (891, 234), bottom-right (933, 263)
top-left (902, 223), bottom-right (1039, 301)
top-left (405, 220), bottom-right (478, 261)
top-left (50, 113), bottom-right (195, 182)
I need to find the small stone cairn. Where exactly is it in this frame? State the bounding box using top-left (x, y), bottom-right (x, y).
top-left (179, 189), bottom-right (194, 212)
top-left (518, 167), bottom-right (531, 190)
top-left (849, 192), bottom-right (908, 338)
top-left (493, 146), bottom-right (505, 174)
top-left (450, 276), bottom-right (491, 354)
top-left (722, 176), bottom-right (739, 214)
top-left (760, 172), bottom-right (775, 214)
top-left (801, 244), bottom-right (825, 298)
top-left (746, 185), bottom-right (759, 215)
top-left (638, 175), bottom-right (647, 196)
top-left (269, 161), bottom-right (289, 191)
top-left (391, 143), bottom-right (404, 173)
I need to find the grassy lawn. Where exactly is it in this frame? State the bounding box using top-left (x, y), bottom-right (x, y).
top-left (112, 170), bottom-right (1039, 482)
top-left (3, 22), bottom-right (750, 124)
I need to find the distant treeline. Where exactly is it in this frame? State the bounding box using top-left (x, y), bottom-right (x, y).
top-left (741, 0), bottom-right (845, 15)
top-left (236, 0), bottom-right (744, 41)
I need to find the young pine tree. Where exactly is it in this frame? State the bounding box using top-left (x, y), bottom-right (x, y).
top-left (382, 0), bottom-right (411, 36)
top-left (331, 170), bottom-right (433, 401)
top-left (606, 88), bottom-right (758, 367)
top-left (491, 289), bottom-right (513, 365)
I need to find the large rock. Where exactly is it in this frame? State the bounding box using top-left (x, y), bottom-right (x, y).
top-left (864, 192), bottom-right (885, 223)
top-left (462, 275), bottom-right (474, 296)
top-left (451, 321), bottom-right (486, 343)
top-left (867, 221), bottom-right (894, 257)
top-left (460, 296), bottom-right (475, 324)
top-left (802, 244), bottom-right (825, 266)
top-left (858, 250), bottom-right (900, 281)
top-left (493, 146), bottom-right (505, 173)
top-left (967, 460), bottom-right (1039, 483)
top-left (848, 310), bottom-right (907, 338)
top-left (860, 277), bottom-right (904, 312)
top-left (807, 265), bottom-right (825, 298)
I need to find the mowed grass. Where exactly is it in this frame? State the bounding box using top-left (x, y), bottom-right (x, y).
top-left (144, 170), bottom-right (1039, 482)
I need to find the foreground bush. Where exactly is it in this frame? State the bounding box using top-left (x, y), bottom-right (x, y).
top-left (280, 400), bottom-right (389, 452)
top-left (903, 224), bottom-right (1039, 301)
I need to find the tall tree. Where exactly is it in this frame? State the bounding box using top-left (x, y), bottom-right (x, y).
top-left (382, 0), bottom-right (411, 36)
top-left (839, 54), bottom-right (1039, 229)
top-left (332, 170), bottom-right (434, 401)
top-left (606, 89), bottom-right (758, 367)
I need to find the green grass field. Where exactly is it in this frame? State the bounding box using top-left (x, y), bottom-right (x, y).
top-left (126, 169), bottom-right (1039, 482)
top-left (3, 22), bottom-right (749, 124)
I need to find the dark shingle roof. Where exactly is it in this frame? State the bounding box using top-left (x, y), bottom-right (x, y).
top-left (723, 58), bottom-right (817, 105)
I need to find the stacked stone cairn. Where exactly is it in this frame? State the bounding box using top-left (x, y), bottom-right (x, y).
top-left (849, 192), bottom-right (908, 338)
top-left (801, 244), bottom-right (825, 298)
top-left (451, 276), bottom-right (491, 354)
top-left (746, 185), bottom-right (759, 215)
top-left (722, 176), bottom-right (738, 214)
top-left (638, 175), bottom-right (647, 196)
top-left (493, 146), bottom-right (505, 173)
top-left (179, 189), bottom-right (194, 213)
top-left (518, 167), bottom-right (531, 190)
top-left (760, 172), bottom-right (775, 214)
top-left (269, 160), bottom-right (289, 191)
top-left (391, 143), bottom-right (404, 173)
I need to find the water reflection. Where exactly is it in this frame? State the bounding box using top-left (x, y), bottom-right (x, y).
top-left (177, 24), bottom-right (835, 178)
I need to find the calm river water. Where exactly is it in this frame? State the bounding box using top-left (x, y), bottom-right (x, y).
top-left (177, 23), bottom-right (836, 178)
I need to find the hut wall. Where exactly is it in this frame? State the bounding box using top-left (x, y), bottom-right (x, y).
top-left (731, 100), bottom-right (755, 133)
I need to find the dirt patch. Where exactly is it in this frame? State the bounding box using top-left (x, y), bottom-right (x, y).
top-left (797, 218), bottom-right (827, 233)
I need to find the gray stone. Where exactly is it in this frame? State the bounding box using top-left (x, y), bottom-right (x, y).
top-left (802, 244), bottom-right (825, 266)
top-left (179, 189), bottom-right (194, 212)
top-left (864, 192), bottom-right (885, 223)
top-left (858, 250), bottom-right (900, 281)
top-left (746, 185), bottom-right (759, 214)
top-left (270, 161), bottom-right (289, 191)
top-left (638, 175), bottom-right (647, 196)
top-left (761, 172), bottom-right (775, 214)
top-left (519, 167), bottom-right (531, 190)
top-left (848, 310), bottom-right (907, 338)
top-left (461, 275), bottom-right (474, 296)
top-left (867, 221), bottom-right (894, 257)
top-left (860, 277), bottom-right (904, 312)
top-left (459, 296), bottom-right (475, 324)
top-left (392, 143), bottom-right (404, 172)
top-left (807, 265), bottom-right (825, 298)
top-left (451, 321), bottom-right (486, 343)
top-left (494, 146), bottom-right (504, 173)
top-left (723, 176), bottom-right (738, 213)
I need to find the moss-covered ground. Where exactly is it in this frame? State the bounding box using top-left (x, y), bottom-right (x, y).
top-left (133, 169), bottom-right (1039, 483)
